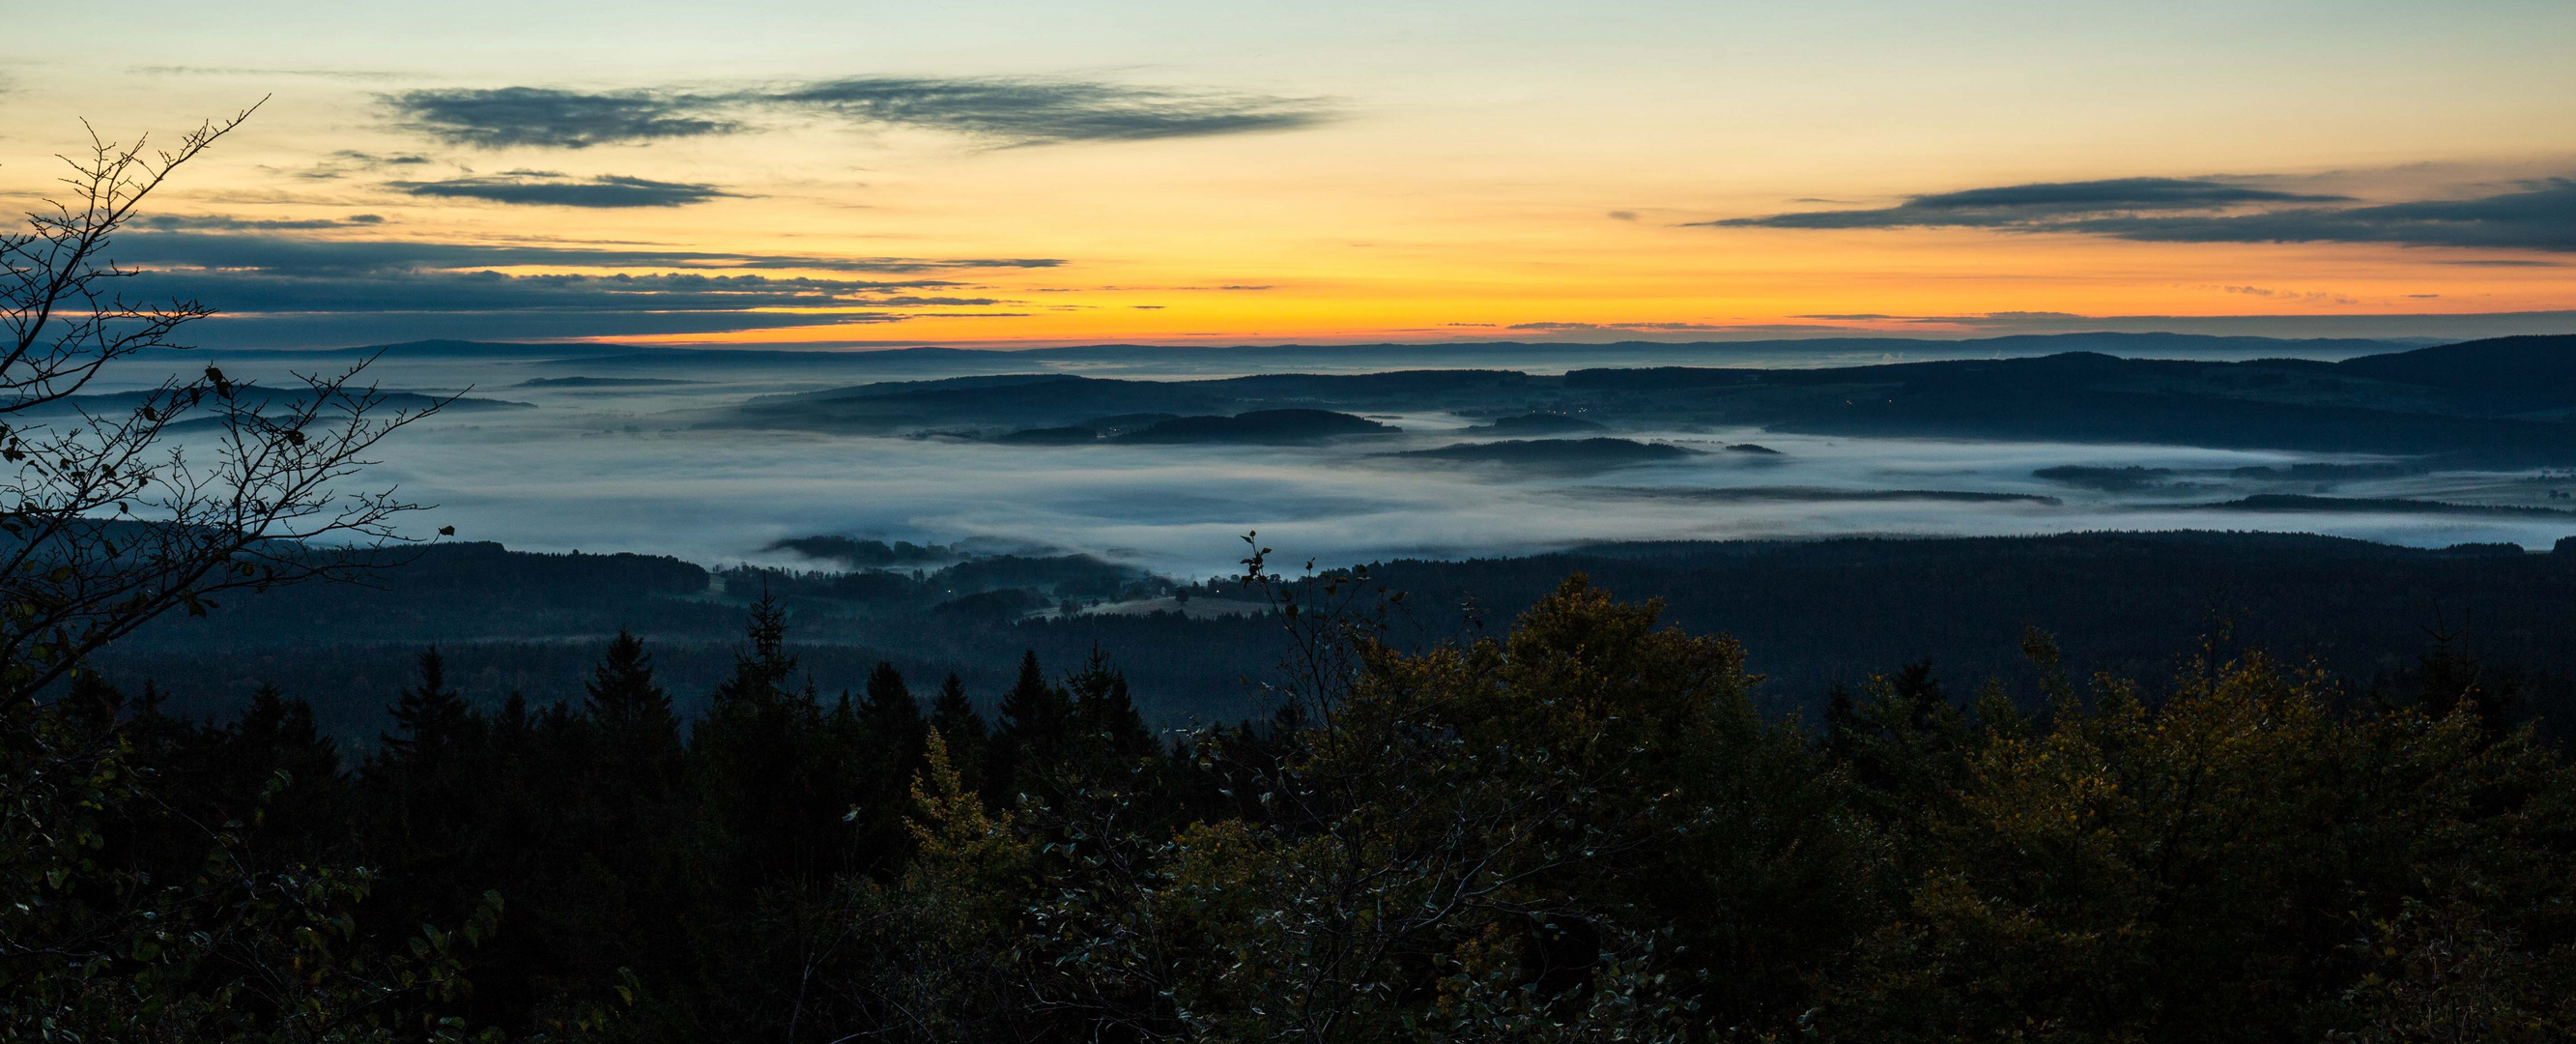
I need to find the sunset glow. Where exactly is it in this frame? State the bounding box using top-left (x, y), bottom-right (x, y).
top-left (8, 0), bottom-right (2573, 348)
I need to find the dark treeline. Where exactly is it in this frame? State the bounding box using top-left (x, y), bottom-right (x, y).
top-left (37, 592), bottom-right (1172, 1040)
top-left (95, 531), bottom-right (2576, 750)
top-left (19, 574), bottom-right (2576, 1041)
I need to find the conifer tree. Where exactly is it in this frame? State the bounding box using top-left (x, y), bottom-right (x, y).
top-left (989, 650), bottom-right (1073, 801)
top-left (236, 683), bottom-right (341, 798)
top-left (2411, 629), bottom-right (2520, 745)
top-left (710, 592), bottom-right (799, 712)
top-left (382, 647), bottom-right (474, 768)
top-left (845, 661), bottom-right (931, 871)
top-left (359, 647), bottom-right (502, 991)
top-left (997, 650), bottom-right (1071, 741)
top-left (586, 629), bottom-right (674, 733)
top-left (690, 594), bottom-right (854, 897)
top-left (863, 660), bottom-right (927, 757)
top-left (930, 672), bottom-right (988, 797)
top-left (1065, 647), bottom-right (1154, 765)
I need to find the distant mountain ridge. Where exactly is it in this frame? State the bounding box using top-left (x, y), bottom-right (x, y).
top-left (170, 331), bottom-right (2424, 371)
top-left (702, 333), bottom-right (2576, 464)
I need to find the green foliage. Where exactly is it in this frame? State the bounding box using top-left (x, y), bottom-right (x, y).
top-left (13, 571), bottom-right (2576, 1041)
top-left (1819, 643), bottom-right (2576, 1043)
top-left (1, 687), bottom-right (506, 1042)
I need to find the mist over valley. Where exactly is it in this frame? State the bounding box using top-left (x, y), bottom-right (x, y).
top-left (80, 332), bottom-right (2576, 738)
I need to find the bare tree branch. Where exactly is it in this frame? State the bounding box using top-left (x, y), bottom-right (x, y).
top-left (0, 103), bottom-right (439, 701)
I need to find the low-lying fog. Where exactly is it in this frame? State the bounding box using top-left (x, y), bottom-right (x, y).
top-left (112, 345), bottom-right (2576, 580)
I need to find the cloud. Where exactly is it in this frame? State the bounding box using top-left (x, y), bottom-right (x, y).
top-left (381, 77), bottom-right (1334, 152)
top-left (2069, 179), bottom-right (2576, 251)
top-left (1493, 309), bottom-right (2576, 342)
top-left (1507, 321), bottom-right (1745, 332)
top-left (97, 230), bottom-right (1057, 345)
top-left (390, 173), bottom-right (738, 208)
top-left (1703, 177), bottom-right (2348, 230)
top-left (111, 231), bottom-right (1063, 276)
top-left (134, 66), bottom-right (415, 81)
top-left (173, 310), bottom-right (899, 345)
top-left (138, 214), bottom-right (387, 231)
top-left (113, 231), bottom-right (1062, 276)
top-left (296, 151), bottom-right (436, 181)
top-left (2218, 285), bottom-right (2360, 305)
top-left (1704, 175), bottom-right (2576, 251)
top-left (126, 270), bottom-right (999, 314)
top-left (1858, 309), bottom-right (2576, 339)
top-left (389, 86), bottom-right (739, 148)
top-left (773, 76), bottom-right (1331, 145)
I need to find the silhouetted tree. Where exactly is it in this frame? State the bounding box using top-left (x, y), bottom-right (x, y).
top-left (930, 671), bottom-right (987, 797)
top-left (1065, 646), bottom-right (1155, 770)
top-left (380, 647), bottom-right (474, 768)
top-left (988, 650), bottom-right (1072, 803)
top-left (0, 105), bottom-right (440, 703)
top-left (2410, 627), bottom-right (2521, 745)
top-left (586, 629), bottom-right (673, 732)
top-left (863, 660), bottom-right (927, 760)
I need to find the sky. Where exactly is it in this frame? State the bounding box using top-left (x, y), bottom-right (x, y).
top-left (7, 0), bottom-right (2576, 349)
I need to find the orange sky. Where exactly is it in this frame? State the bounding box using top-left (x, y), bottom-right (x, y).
top-left (6, 0), bottom-right (2573, 347)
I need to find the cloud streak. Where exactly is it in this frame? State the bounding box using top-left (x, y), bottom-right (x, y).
top-left (1703, 176), bottom-right (2576, 252)
top-left (111, 230), bottom-right (1064, 276)
top-left (128, 270), bottom-right (999, 314)
top-left (392, 86), bottom-right (740, 148)
top-left (1707, 178), bottom-right (2347, 230)
top-left (770, 76), bottom-right (1331, 145)
top-left (139, 214), bottom-right (387, 231)
top-left (390, 172), bottom-right (738, 208)
top-left (98, 230), bottom-right (1058, 344)
top-left (2072, 179), bottom-right (2576, 251)
top-left (382, 76), bottom-right (1334, 151)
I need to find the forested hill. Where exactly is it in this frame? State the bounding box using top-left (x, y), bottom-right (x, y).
top-left (716, 334), bottom-right (2576, 464)
top-left (96, 529), bottom-right (2576, 745)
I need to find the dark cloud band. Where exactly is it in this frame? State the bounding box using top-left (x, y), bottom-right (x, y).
top-left (125, 270), bottom-right (999, 314)
top-left (771, 76), bottom-right (1330, 144)
top-left (139, 214), bottom-right (386, 231)
top-left (111, 231), bottom-right (1064, 276)
top-left (109, 232), bottom-right (1046, 345)
top-left (382, 76), bottom-right (1332, 152)
top-left (389, 173), bottom-right (736, 208)
top-left (393, 86), bottom-right (738, 149)
top-left (2070, 180), bottom-right (2576, 251)
top-left (1703, 176), bottom-right (2576, 252)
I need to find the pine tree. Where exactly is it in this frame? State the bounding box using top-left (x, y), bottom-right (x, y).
top-left (850, 661), bottom-right (931, 870)
top-left (996, 650), bottom-right (1067, 740)
top-left (586, 629), bottom-right (674, 733)
top-left (1065, 646), bottom-right (1154, 765)
top-left (2411, 629), bottom-right (2520, 745)
top-left (863, 660), bottom-right (927, 754)
top-left (710, 592), bottom-right (799, 713)
top-left (987, 650), bottom-right (1074, 803)
top-left (381, 647), bottom-right (474, 768)
top-left (690, 594), bottom-right (853, 895)
top-left (930, 672), bottom-right (988, 798)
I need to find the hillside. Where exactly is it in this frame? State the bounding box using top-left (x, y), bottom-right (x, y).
top-left (708, 334), bottom-right (2576, 464)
